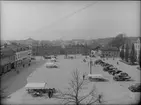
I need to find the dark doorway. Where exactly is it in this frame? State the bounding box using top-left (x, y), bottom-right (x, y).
top-left (11, 63), bottom-right (15, 69)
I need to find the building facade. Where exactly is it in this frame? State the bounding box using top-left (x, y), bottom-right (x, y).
top-left (134, 37), bottom-right (141, 62)
top-left (64, 44), bottom-right (85, 55)
top-left (100, 47), bottom-right (119, 58)
top-left (31, 44), bottom-right (94, 56)
top-left (7, 44), bottom-right (32, 71)
top-left (32, 45), bottom-right (61, 56)
top-left (0, 47), bottom-right (15, 75)
top-left (119, 37), bottom-right (141, 62)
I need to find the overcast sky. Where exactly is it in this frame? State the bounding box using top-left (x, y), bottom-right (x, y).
top-left (1, 1), bottom-right (140, 40)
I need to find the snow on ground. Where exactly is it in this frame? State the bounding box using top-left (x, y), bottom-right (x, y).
top-left (2, 55), bottom-right (140, 104)
top-left (1, 56), bottom-right (46, 96)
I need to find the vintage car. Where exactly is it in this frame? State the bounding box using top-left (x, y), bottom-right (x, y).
top-left (50, 58), bottom-right (57, 62)
top-left (46, 62), bottom-right (58, 68)
top-left (113, 75), bottom-right (131, 81)
top-left (128, 83), bottom-right (141, 92)
top-left (115, 72), bottom-right (129, 77)
top-left (108, 68), bottom-right (118, 75)
top-left (44, 55), bottom-right (52, 59)
top-left (103, 66), bottom-right (115, 72)
top-left (31, 57), bottom-right (36, 60)
top-left (110, 70), bottom-right (122, 75)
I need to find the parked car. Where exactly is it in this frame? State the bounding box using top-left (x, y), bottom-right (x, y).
top-left (44, 56), bottom-right (51, 59)
top-left (108, 68), bottom-right (118, 75)
top-left (103, 66), bottom-right (115, 72)
top-left (112, 70), bottom-right (122, 76)
top-left (46, 62), bottom-right (58, 68)
top-left (31, 57), bottom-right (36, 60)
top-left (102, 63), bottom-right (110, 67)
top-left (113, 75), bottom-right (131, 81)
top-left (115, 72), bottom-right (129, 77)
top-left (128, 83), bottom-right (141, 92)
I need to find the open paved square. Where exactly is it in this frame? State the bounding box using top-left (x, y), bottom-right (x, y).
top-left (2, 55), bottom-right (140, 104)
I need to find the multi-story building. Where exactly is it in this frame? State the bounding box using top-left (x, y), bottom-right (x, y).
top-left (0, 47), bottom-right (15, 75)
top-left (100, 47), bottom-right (119, 58)
top-left (32, 45), bottom-right (61, 56)
top-left (64, 44), bottom-right (85, 55)
top-left (32, 44), bottom-right (98, 56)
top-left (134, 37), bottom-right (141, 62)
top-left (7, 44), bottom-right (32, 70)
top-left (119, 37), bottom-right (140, 62)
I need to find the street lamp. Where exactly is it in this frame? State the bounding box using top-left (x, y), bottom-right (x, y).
top-left (90, 50), bottom-right (92, 74)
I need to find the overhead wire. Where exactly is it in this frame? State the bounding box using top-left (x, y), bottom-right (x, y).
top-left (35, 1), bottom-right (99, 34)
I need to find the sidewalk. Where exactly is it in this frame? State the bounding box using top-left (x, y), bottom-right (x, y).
top-left (1, 58), bottom-right (47, 96)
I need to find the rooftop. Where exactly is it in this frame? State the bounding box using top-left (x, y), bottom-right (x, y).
top-left (1, 47), bottom-right (15, 58)
top-left (100, 46), bottom-right (119, 51)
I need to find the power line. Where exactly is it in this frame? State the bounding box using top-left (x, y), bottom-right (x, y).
top-left (35, 1), bottom-right (99, 34)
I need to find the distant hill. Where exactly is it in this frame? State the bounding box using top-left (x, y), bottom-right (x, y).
top-left (94, 37), bottom-right (114, 46)
top-left (6, 36), bottom-right (139, 47)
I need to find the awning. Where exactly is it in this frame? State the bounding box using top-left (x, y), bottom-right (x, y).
top-left (25, 82), bottom-right (47, 89)
top-left (88, 74), bottom-right (103, 78)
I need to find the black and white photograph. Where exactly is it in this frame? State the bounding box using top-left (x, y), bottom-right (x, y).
top-left (0, 0), bottom-right (140, 104)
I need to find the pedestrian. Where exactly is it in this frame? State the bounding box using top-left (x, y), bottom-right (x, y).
top-left (83, 74), bottom-right (85, 80)
top-left (51, 89), bottom-right (53, 98)
top-left (48, 88), bottom-right (51, 98)
top-left (117, 61), bottom-right (119, 65)
top-left (16, 70), bottom-right (19, 74)
top-left (98, 94), bottom-right (102, 103)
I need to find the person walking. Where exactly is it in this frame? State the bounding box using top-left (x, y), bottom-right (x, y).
top-left (98, 94), bottom-right (102, 103)
top-left (117, 61), bottom-right (119, 65)
top-left (83, 74), bottom-right (85, 80)
top-left (51, 89), bottom-right (53, 98)
top-left (48, 88), bottom-right (51, 98)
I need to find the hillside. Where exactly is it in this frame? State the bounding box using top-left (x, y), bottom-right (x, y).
top-left (6, 36), bottom-right (139, 47)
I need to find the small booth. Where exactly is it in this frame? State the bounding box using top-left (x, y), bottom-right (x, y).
top-left (88, 74), bottom-right (107, 81)
top-left (25, 82), bottom-right (48, 97)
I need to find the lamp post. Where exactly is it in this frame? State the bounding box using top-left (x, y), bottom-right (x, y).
top-left (90, 50), bottom-right (92, 74)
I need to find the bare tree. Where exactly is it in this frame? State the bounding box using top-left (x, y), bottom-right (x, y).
top-left (55, 69), bottom-right (104, 105)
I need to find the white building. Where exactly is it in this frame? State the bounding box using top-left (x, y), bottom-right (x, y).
top-left (134, 37), bottom-right (140, 61)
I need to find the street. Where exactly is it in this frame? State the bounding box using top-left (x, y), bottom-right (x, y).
top-left (2, 55), bottom-right (140, 104)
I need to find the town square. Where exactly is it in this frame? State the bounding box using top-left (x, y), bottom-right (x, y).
top-left (1, 1), bottom-right (140, 105)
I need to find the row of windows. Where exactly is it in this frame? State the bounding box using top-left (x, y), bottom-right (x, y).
top-left (16, 51), bottom-right (32, 60)
top-left (103, 52), bottom-right (118, 54)
top-left (134, 44), bottom-right (140, 49)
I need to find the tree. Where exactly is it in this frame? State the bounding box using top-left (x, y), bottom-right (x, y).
top-left (130, 43), bottom-right (136, 64)
top-left (120, 45), bottom-right (124, 60)
top-left (125, 44), bottom-right (129, 62)
top-left (55, 69), bottom-right (104, 105)
top-left (108, 33), bottom-right (128, 49)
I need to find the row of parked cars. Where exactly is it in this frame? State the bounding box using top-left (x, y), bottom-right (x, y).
top-left (43, 55), bottom-right (58, 68)
top-left (95, 59), bottom-right (131, 81)
top-left (95, 59), bottom-right (141, 92)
